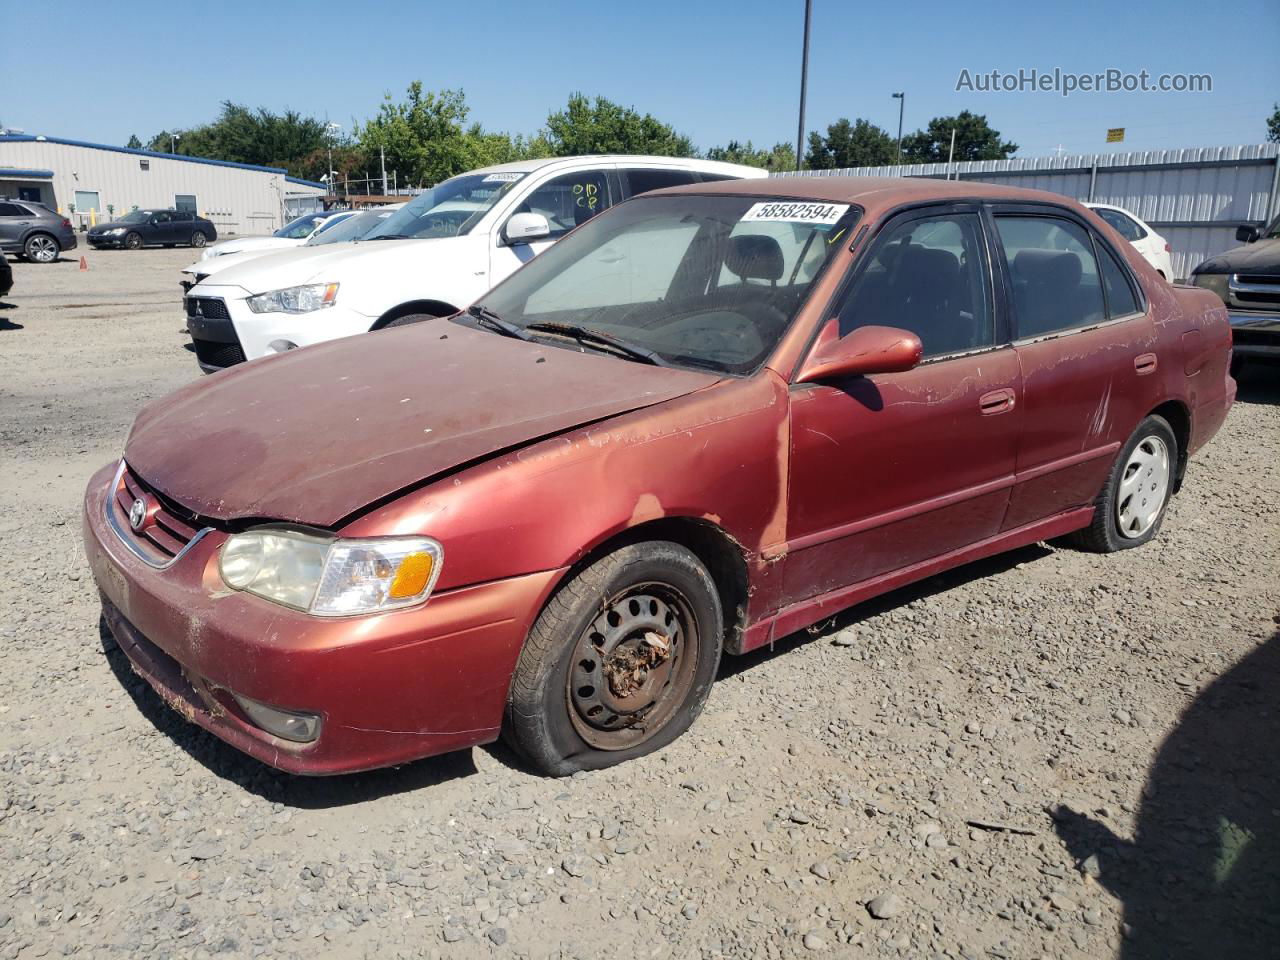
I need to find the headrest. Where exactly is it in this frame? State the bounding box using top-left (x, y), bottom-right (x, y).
top-left (1014, 249), bottom-right (1082, 288)
top-left (899, 245), bottom-right (960, 280)
top-left (725, 234), bottom-right (784, 282)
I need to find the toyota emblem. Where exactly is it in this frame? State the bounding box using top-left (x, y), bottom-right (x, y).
top-left (129, 498), bottom-right (147, 531)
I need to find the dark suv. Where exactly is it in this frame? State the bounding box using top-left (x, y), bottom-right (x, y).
top-left (0, 199), bottom-right (78, 263)
top-left (87, 209), bottom-right (218, 251)
top-left (1189, 214), bottom-right (1280, 373)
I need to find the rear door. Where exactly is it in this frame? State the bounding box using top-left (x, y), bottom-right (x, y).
top-left (618, 166), bottom-right (701, 200)
top-left (783, 203), bottom-right (1022, 606)
top-left (989, 205), bottom-right (1156, 529)
top-left (0, 202), bottom-right (30, 250)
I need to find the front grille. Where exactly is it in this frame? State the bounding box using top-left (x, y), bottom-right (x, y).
top-left (108, 464), bottom-right (204, 566)
top-left (192, 338), bottom-right (246, 369)
top-left (1231, 274), bottom-right (1280, 306)
top-left (185, 296), bottom-right (230, 320)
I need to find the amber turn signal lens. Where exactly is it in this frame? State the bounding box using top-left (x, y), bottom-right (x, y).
top-left (388, 551), bottom-right (434, 599)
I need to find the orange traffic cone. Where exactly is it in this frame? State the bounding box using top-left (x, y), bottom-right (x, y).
top-left (79, 256), bottom-right (88, 271)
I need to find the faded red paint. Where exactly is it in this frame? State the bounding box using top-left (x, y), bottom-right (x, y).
top-left (84, 176), bottom-right (1236, 775)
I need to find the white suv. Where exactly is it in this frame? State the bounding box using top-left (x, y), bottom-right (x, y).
top-left (185, 155), bottom-right (766, 372)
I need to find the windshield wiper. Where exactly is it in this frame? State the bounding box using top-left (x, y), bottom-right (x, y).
top-left (363, 233), bottom-right (411, 241)
top-left (467, 304), bottom-right (532, 340)
top-left (524, 321), bottom-right (666, 366)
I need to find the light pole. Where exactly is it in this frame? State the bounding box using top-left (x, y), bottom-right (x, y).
top-left (892, 92), bottom-right (904, 163)
top-left (795, 0), bottom-right (812, 171)
top-left (326, 121), bottom-right (342, 201)
top-left (170, 133), bottom-right (179, 154)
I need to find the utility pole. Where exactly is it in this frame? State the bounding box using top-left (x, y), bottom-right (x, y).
top-left (947, 128), bottom-right (957, 179)
top-left (380, 145), bottom-right (388, 196)
top-left (795, 0), bottom-right (812, 172)
top-left (892, 92), bottom-right (905, 163)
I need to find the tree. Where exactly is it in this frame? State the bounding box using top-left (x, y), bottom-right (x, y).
top-left (900, 110), bottom-right (1017, 163)
top-left (705, 140), bottom-right (796, 171)
top-left (357, 84), bottom-right (480, 186)
top-left (543, 94), bottom-right (695, 157)
top-left (1267, 104), bottom-right (1280, 144)
top-left (126, 134), bottom-right (142, 149)
top-left (804, 118), bottom-right (895, 170)
top-left (146, 102), bottom-right (331, 177)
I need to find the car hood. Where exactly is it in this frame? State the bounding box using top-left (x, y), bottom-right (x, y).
top-left (184, 243), bottom-right (312, 279)
top-left (1196, 238), bottom-right (1280, 275)
top-left (124, 319), bottom-right (718, 526)
top-left (195, 236), bottom-right (463, 295)
top-left (206, 236), bottom-right (297, 257)
top-left (88, 221), bottom-right (139, 234)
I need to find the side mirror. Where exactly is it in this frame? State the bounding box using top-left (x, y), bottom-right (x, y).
top-left (1236, 224), bottom-right (1260, 244)
top-left (796, 325), bottom-right (923, 383)
top-left (504, 212), bottom-right (551, 245)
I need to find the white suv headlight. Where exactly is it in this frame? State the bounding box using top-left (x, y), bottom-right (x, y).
top-left (219, 527), bottom-right (443, 616)
top-left (246, 282), bottom-right (339, 314)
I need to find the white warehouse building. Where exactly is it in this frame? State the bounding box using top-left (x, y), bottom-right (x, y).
top-left (0, 134), bottom-right (325, 237)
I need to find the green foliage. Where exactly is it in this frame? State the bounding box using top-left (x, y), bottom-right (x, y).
top-left (543, 93), bottom-right (695, 157)
top-left (126, 134), bottom-right (142, 149)
top-left (804, 118), bottom-right (896, 170)
top-left (900, 110), bottom-right (1017, 163)
top-left (1267, 104), bottom-right (1280, 144)
top-left (705, 140), bottom-right (797, 171)
top-left (357, 84), bottom-right (481, 186)
top-left (146, 102), bottom-right (331, 177)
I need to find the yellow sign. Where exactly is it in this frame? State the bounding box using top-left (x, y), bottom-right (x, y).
top-left (1106, 127), bottom-right (1125, 143)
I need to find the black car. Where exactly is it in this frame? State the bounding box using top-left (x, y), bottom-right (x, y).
top-left (87, 209), bottom-right (217, 251)
top-left (1189, 214), bottom-right (1280, 373)
top-left (0, 252), bottom-right (12, 298)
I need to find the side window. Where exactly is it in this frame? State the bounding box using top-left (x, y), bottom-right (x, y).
top-left (151, 211), bottom-right (171, 224)
top-left (697, 173), bottom-right (739, 183)
top-left (1097, 241), bottom-right (1140, 318)
top-left (0, 203), bottom-right (26, 217)
top-left (995, 215), bottom-right (1106, 339)
top-left (1095, 207), bottom-right (1146, 242)
top-left (623, 168), bottom-right (699, 197)
top-left (835, 213), bottom-right (994, 358)
top-left (172, 210), bottom-right (193, 222)
top-left (516, 170), bottom-right (610, 239)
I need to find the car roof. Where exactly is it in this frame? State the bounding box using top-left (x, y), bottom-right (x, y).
top-left (464, 154), bottom-right (767, 178)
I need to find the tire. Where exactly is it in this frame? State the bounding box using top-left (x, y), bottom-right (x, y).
top-left (1068, 415), bottom-right (1178, 553)
top-left (505, 541), bottom-right (723, 776)
top-left (124, 232), bottom-right (143, 251)
top-left (191, 231), bottom-right (207, 248)
top-left (24, 233), bottom-right (59, 263)
top-left (380, 312), bottom-right (436, 329)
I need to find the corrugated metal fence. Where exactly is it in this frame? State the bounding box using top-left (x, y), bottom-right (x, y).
top-left (775, 144), bottom-right (1280, 281)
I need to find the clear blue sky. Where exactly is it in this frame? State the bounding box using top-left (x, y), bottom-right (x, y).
top-left (5, 0), bottom-right (1278, 158)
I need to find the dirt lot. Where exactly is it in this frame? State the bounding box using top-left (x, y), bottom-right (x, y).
top-left (1, 248), bottom-right (1278, 960)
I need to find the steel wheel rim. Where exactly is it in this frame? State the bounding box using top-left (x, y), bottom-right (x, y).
top-left (1116, 435), bottom-right (1170, 538)
top-left (29, 236), bottom-right (57, 262)
top-left (567, 582), bottom-right (699, 751)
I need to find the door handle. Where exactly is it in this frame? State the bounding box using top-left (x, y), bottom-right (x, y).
top-left (979, 387), bottom-right (1016, 415)
top-left (1134, 353), bottom-right (1158, 375)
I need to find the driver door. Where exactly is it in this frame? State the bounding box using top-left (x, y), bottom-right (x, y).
top-left (490, 167), bottom-right (616, 285)
top-left (781, 204), bottom-right (1022, 607)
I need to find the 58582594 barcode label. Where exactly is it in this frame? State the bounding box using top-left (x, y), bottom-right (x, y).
top-left (740, 202), bottom-right (848, 225)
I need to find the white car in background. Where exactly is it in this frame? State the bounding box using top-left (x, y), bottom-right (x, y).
top-left (184, 155), bottom-right (766, 372)
top-left (1086, 203), bottom-right (1174, 280)
top-left (181, 205), bottom-right (404, 292)
top-left (197, 210), bottom-right (357, 262)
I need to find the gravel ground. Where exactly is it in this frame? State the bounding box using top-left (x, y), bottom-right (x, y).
top-left (1, 248), bottom-right (1278, 960)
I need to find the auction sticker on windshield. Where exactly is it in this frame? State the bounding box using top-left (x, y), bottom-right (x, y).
top-left (483, 173), bottom-right (523, 183)
top-left (741, 202), bottom-right (849, 225)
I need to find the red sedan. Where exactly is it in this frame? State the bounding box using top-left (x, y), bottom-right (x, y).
top-left (83, 177), bottom-right (1235, 777)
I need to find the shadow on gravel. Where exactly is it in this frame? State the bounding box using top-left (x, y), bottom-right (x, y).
top-left (98, 617), bottom-right (481, 808)
top-left (1053, 628), bottom-right (1280, 959)
top-left (0, 317), bottom-right (22, 331)
top-left (718, 542), bottom-right (1054, 679)
top-left (1234, 362), bottom-right (1280, 406)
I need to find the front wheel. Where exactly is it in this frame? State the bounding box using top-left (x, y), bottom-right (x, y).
top-left (1069, 415), bottom-right (1177, 552)
top-left (505, 542), bottom-right (723, 776)
top-left (24, 233), bottom-right (59, 263)
top-left (380, 312), bottom-right (436, 329)
top-left (191, 231), bottom-right (207, 248)
top-left (124, 232), bottom-right (143, 250)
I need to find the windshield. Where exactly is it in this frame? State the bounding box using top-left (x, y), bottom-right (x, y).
top-left (1265, 214), bottom-right (1280, 240)
top-left (273, 213), bottom-right (328, 239)
top-left (362, 172), bottom-right (526, 241)
top-left (119, 210), bottom-right (150, 223)
top-left (474, 194), bottom-right (859, 375)
top-left (305, 208), bottom-right (397, 245)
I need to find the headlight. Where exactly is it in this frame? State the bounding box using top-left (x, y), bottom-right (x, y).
top-left (1190, 272), bottom-right (1228, 303)
top-left (246, 282), bottom-right (339, 314)
top-left (107, 227), bottom-right (126, 235)
top-left (219, 527), bottom-right (443, 616)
